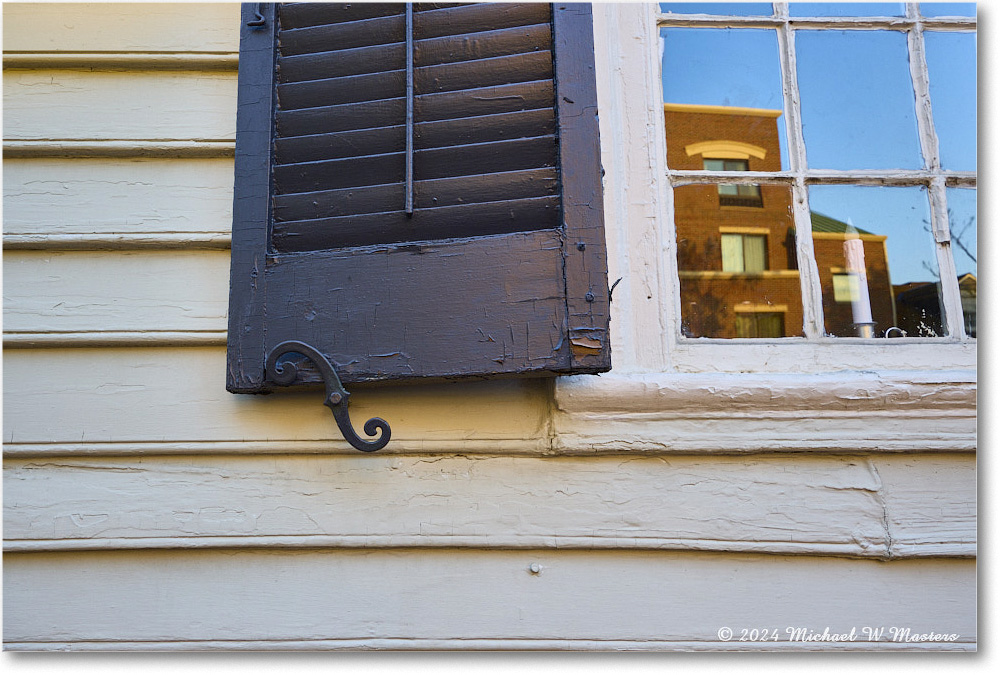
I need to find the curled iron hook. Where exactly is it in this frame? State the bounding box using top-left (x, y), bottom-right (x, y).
top-left (265, 340), bottom-right (391, 452)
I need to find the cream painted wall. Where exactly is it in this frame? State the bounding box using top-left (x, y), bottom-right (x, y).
top-left (2, 2), bottom-right (976, 650)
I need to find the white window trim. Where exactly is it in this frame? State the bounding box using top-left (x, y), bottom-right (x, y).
top-left (552, 3), bottom-right (975, 455)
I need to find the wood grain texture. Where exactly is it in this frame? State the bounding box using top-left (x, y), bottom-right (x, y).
top-left (261, 230), bottom-right (572, 384)
top-left (2, 549), bottom-right (976, 648)
top-left (3, 158), bottom-right (233, 240)
top-left (554, 4), bottom-right (611, 371)
top-left (3, 250), bottom-right (230, 334)
top-left (276, 23), bottom-right (551, 82)
top-left (2, 70), bottom-right (237, 141)
top-left (1, 454), bottom-right (975, 559)
top-left (1, 2), bottom-right (239, 53)
top-left (226, 3), bottom-right (277, 393)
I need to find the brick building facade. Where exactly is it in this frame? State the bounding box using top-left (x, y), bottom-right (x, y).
top-left (665, 103), bottom-right (895, 338)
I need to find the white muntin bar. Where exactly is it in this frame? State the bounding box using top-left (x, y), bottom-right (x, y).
top-left (905, 4), bottom-right (967, 340)
top-left (774, 2), bottom-right (825, 339)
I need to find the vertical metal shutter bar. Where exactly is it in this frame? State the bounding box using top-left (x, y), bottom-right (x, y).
top-left (405, 3), bottom-right (415, 215)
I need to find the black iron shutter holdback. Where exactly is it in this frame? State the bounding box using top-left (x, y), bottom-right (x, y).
top-left (229, 2), bottom-right (611, 451)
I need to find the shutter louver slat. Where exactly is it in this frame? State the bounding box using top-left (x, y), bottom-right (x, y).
top-left (274, 135), bottom-right (557, 195)
top-left (273, 168), bottom-right (560, 221)
top-left (277, 51), bottom-right (552, 111)
top-left (277, 23), bottom-right (551, 83)
top-left (280, 2), bottom-right (404, 30)
top-left (274, 108), bottom-right (555, 164)
top-left (412, 3), bottom-right (551, 39)
top-left (273, 196), bottom-right (561, 252)
top-left (279, 14), bottom-right (406, 56)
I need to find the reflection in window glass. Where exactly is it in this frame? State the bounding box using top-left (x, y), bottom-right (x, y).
top-left (797, 31), bottom-right (921, 169)
top-left (661, 28), bottom-right (788, 170)
top-left (807, 186), bottom-right (941, 338)
top-left (946, 188), bottom-right (976, 337)
top-left (674, 184), bottom-right (799, 338)
top-left (925, 31), bottom-right (976, 171)
top-left (789, 3), bottom-right (906, 16)
top-left (660, 3), bottom-right (773, 15)
top-left (920, 3), bottom-right (977, 17)
top-left (704, 159), bottom-right (763, 206)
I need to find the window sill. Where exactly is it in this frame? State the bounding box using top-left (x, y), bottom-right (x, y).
top-left (553, 368), bottom-right (976, 454)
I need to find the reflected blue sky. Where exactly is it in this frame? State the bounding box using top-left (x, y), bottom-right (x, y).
top-left (796, 30), bottom-right (922, 169)
top-left (946, 188), bottom-right (977, 277)
top-left (925, 31), bottom-right (976, 171)
top-left (920, 3), bottom-right (977, 17)
top-left (660, 27), bottom-right (789, 169)
top-left (660, 3), bottom-right (773, 15)
top-left (808, 186), bottom-right (935, 286)
top-left (789, 3), bottom-right (906, 16)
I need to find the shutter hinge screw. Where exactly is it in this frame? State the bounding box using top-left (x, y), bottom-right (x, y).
top-left (585, 292), bottom-right (595, 302)
top-left (576, 242), bottom-right (586, 251)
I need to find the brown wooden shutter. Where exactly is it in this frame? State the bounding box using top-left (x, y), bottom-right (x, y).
top-left (228, 2), bottom-right (610, 392)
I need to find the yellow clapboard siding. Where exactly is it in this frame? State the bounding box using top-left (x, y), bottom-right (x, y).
top-left (3, 158), bottom-right (233, 241)
top-left (2, 3), bottom-right (239, 53)
top-left (3, 70), bottom-right (237, 141)
top-left (3, 250), bottom-right (230, 334)
top-left (1, 453), bottom-right (976, 559)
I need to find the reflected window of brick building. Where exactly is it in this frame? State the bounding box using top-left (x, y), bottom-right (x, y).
top-left (659, 3), bottom-right (975, 341)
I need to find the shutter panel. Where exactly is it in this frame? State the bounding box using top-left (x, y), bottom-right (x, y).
top-left (228, 2), bottom-right (610, 392)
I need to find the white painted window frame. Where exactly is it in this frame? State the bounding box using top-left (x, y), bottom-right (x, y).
top-left (551, 3), bottom-right (976, 454)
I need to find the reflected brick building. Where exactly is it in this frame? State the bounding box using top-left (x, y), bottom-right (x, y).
top-left (665, 103), bottom-right (896, 338)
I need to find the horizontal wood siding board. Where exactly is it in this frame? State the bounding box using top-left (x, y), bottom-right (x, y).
top-left (277, 23), bottom-right (550, 83)
top-left (259, 229), bottom-right (571, 384)
top-left (3, 158), bottom-right (234, 238)
top-left (279, 2), bottom-right (405, 30)
top-left (272, 196), bottom-right (561, 252)
top-left (3, 250), bottom-right (230, 334)
top-left (276, 80), bottom-right (553, 137)
top-left (273, 135), bottom-right (557, 193)
top-left (273, 168), bottom-right (559, 220)
top-left (1, 455), bottom-right (976, 559)
top-left (274, 108), bottom-right (555, 164)
top-left (1, 550), bottom-right (977, 646)
top-left (278, 13), bottom-right (405, 57)
top-left (413, 3), bottom-right (551, 40)
top-left (276, 51), bottom-right (552, 110)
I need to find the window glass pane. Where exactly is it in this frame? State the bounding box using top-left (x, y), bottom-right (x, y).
top-left (796, 31), bottom-right (921, 169)
top-left (920, 3), bottom-right (977, 17)
top-left (675, 184), bottom-right (800, 338)
top-left (946, 187), bottom-right (976, 337)
top-left (925, 31), bottom-right (976, 171)
top-left (721, 233), bottom-right (745, 271)
top-left (661, 27), bottom-right (789, 170)
top-left (788, 3), bottom-right (906, 16)
top-left (807, 186), bottom-right (942, 338)
top-left (660, 3), bottom-right (773, 16)
top-left (743, 235), bottom-right (768, 272)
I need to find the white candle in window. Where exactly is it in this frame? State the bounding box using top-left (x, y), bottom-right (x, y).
top-left (843, 219), bottom-right (874, 338)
